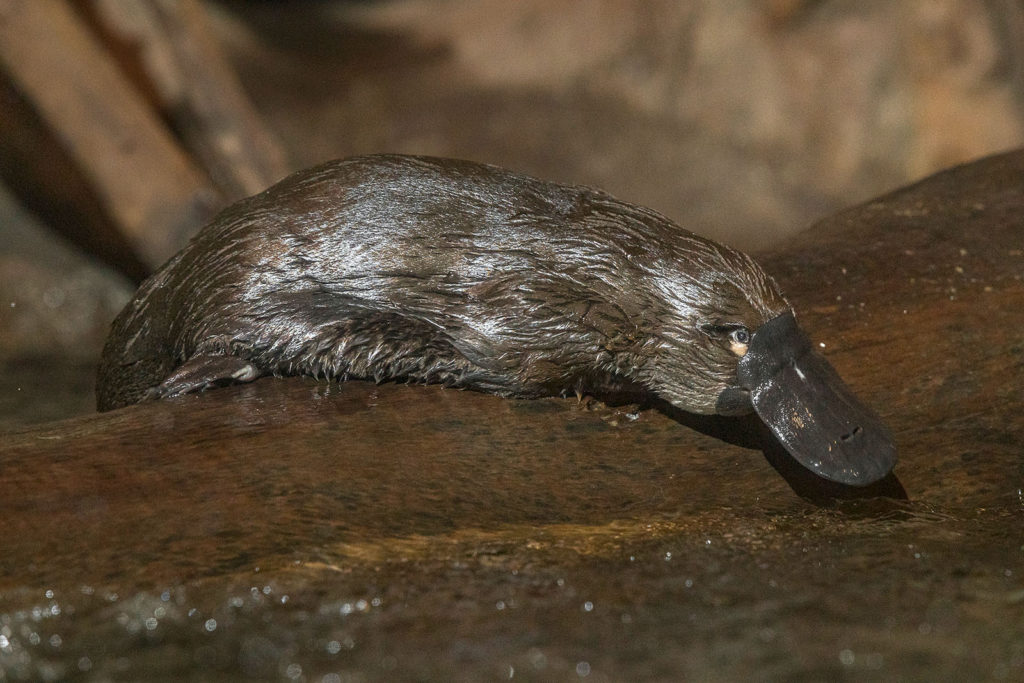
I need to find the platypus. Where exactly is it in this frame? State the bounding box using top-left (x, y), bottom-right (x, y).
top-left (97, 154), bottom-right (896, 485)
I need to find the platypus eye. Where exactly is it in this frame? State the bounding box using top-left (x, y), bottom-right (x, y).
top-left (727, 327), bottom-right (750, 357)
top-left (699, 323), bottom-right (751, 357)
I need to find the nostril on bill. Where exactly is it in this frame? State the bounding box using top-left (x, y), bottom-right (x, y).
top-left (840, 425), bottom-right (864, 442)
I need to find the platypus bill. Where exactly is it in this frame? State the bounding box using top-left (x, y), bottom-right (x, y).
top-left (97, 154), bottom-right (896, 486)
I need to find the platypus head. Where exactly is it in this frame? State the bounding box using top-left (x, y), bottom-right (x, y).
top-left (642, 244), bottom-right (896, 486)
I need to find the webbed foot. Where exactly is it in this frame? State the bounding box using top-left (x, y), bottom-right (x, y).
top-left (145, 355), bottom-right (262, 401)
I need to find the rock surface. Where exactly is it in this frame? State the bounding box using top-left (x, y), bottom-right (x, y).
top-left (0, 151), bottom-right (1022, 680)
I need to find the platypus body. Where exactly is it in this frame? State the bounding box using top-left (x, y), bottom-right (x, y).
top-left (97, 155), bottom-right (895, 485)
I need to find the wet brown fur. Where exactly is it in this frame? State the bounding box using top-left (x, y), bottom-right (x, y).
top-left (97, 155), bottom-right (789, 412)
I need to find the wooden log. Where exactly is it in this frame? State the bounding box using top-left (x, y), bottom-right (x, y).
top-left (0, 72), bottom-right (151, 282)
top-left (82, 0), bottom-right (291, 199)
top-left (0, 0), bottom-right (220, 274)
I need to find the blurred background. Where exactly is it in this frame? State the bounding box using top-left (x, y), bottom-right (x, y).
top-left (2, 0), bottom-right (1023, 427)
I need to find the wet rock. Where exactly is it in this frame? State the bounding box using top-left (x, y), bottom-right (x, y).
top-left (1, 151), bottom-right (1022, 681)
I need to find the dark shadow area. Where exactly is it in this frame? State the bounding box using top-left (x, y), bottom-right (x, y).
top-left (216, 0), bottom-right (451, 69)
top-left (653, 397), bottom-right (908, 505)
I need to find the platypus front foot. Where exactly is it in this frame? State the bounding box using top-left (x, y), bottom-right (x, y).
top-left (145, 354), bottom-right (262, 401)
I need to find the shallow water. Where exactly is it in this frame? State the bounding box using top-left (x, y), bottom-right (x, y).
top-left (1, 152), bottom-right (1023, 681)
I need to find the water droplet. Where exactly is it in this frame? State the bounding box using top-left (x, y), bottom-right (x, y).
top-left (43, 287), bottom-right (66, 309)
top-left (576, 661), bottom-right (591, 677)
top-left (864, 652), bottom-right (884, 669)
top-left (839, 649), bottom-right (855, 666)
top-left (204, 618), bottom-right (217, 632)
top-left (326, 640), bottom-right (341, 655)
top-left (582, 601), bottom-right (594, 612)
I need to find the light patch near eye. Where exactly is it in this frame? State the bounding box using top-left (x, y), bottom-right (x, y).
top-left (729, 341), bottom-right (749, 357)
